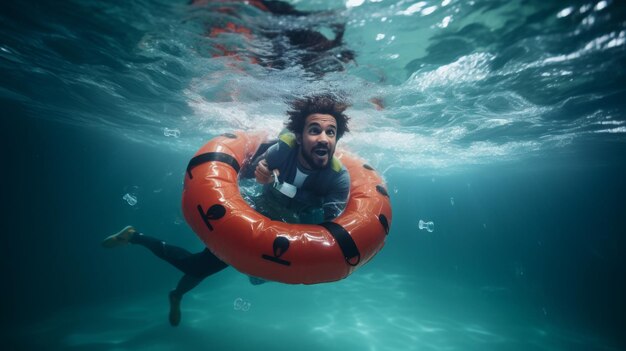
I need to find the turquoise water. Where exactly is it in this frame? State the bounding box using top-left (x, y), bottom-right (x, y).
top-left (2, 0), bottom-right (626, 350)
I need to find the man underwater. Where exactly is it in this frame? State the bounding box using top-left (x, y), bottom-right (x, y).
top-left (102, 93), bottom-right (351, 326)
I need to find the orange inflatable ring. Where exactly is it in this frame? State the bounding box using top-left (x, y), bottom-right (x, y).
top-left (181, 131), bottom-right (392, 284)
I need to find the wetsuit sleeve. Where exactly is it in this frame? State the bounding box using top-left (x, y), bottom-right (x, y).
top-left (322, 167), bottom-right (350, 221)
top-left (247, 136), bottom-right (293, 174)
top-left (264, 139), bottom-right (292, 170)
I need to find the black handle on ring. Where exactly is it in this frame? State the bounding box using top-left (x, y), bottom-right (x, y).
top-left (319, 222), bottom-right (361, 266)
top-left (186, 152), bottom-right (240, 179)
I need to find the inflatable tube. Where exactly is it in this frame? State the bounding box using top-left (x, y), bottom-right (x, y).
top-left (182, 131), bottom-right (392, 284)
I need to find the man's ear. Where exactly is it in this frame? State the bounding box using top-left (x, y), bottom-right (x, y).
top-left (296, 133), bottom-right (302, 145)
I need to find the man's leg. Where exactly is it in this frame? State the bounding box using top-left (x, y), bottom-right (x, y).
top-left (167, 248), bottom-right (228, 326)
top-left (102, 226), bottom-right (228, 326)
top-left (168, 274), bottom-right (202, 327)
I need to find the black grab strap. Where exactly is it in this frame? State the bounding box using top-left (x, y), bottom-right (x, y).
top-left (319, 222), bottom-right (361, 266)
top-left (186, 152), bottom-right (240, 179)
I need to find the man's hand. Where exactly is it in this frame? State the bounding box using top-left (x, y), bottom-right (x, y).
top-left (255, 159), bottom-right (276, 184)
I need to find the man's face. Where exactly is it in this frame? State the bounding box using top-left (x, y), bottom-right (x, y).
top-left (296, 113), bottom-right (338, 170)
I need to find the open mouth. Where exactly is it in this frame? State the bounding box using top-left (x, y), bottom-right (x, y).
top-left (314, 149), bottom-right (328, 157)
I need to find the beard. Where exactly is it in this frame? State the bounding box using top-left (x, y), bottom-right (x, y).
top-left (300, 144), bottom-right (334, 170)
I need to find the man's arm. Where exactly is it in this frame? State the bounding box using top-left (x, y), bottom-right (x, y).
top-left (253, 135), bottom-right (293, 184)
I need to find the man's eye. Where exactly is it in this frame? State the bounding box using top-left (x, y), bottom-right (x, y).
top-left (309, 127), bottom-right (321, 134)
top-left (326, 129), bottom-right (336, 136)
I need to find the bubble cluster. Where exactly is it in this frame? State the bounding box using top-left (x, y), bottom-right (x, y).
top-left (418, 220), bottom-right (434, 233)
top-left (233, 297), bottom-right (251, 312)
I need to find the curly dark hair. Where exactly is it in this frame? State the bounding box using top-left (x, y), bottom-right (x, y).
top-left (285, 94), bottom-right (351, 139)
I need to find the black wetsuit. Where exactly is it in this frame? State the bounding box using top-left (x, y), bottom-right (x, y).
top-left (130, 235), bottom-right (227, 296)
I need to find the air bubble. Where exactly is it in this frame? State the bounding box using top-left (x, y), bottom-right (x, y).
top-left (418, 220), bottom-right (434, 232)
top-left (122, 193), bottom-right (137, 206)
top-left (164, 127), bottom-right (180, 138)
top-left (122, 185), bottom-right (140, 207)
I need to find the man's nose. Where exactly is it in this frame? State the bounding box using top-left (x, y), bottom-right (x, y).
top-left (317, 133), bottom-right (329, 144)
